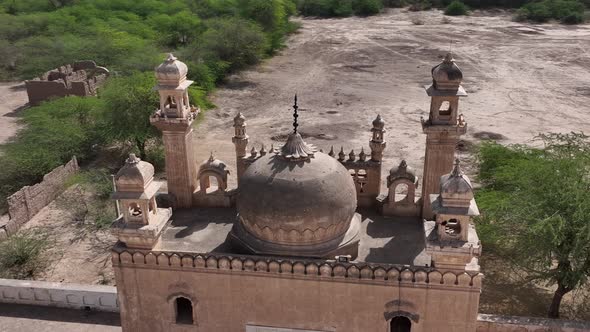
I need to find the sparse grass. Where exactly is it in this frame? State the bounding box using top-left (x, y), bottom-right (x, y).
top-left (411, 16), bottom-right (426, 24)
top-left (0, 231), bottom-right (49, 279)
top-left (63, 170), bottom-right (117, 230)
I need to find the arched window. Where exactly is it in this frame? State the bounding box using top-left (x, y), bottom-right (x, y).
top-left (175, 297), bottom-right (193, 325)
top-left (206, 176), bottom-right (219, 194)
top-left (390, 316), bottom-right (412, 332)
top-left (394, 183), bottom-right (409, 203)
top-left (439, 100), bottom-right (451, 116)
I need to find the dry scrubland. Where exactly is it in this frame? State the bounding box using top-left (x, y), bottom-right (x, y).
top-left (2, 8), bottom-right (590, 319)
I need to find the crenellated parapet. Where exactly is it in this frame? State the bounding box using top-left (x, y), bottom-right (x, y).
top-left (111, 248), bottom-right (483, 291)
top-left (323, 115), bottom-right (386, 209)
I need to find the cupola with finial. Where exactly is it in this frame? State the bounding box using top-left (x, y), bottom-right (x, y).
top-left (111, 154), bottom-right (171, 249)
top-left (430, 159), bottom-right (479, 242)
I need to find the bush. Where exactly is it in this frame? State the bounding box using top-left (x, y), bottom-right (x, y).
top-left (561, 12), bottom-right (584, 23)
top-left (353, 0), bottom-right (383, 15)
top-left (409, 0), bottom-right (433, 11)
top-left (0, 231), bottom-right (48, 279)
top-left (517, 0), bottom-right (586, 23)
top-left (197, 17), bottom-right (269, 72)
top-left (445, 0), bottom-right (469, 15)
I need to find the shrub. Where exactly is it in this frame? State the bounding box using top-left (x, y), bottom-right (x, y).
top-left (198, 17), bottom-right (269, 72)
top-left (561, 12), bottom-right (584, 23)
top-left (0, 231), bottom-right (48, 279)
top-left (445, 0), bottom-right (469, 15)
top-left (409, 0), bottom-right (433, 11)
top-left (353, 0), bottom-right (383, 15)
top-left (517, 0), bottom-right (586, 23)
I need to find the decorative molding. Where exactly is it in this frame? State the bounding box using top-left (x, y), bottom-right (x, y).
top-left (112, 250), bottom-right (482, 290)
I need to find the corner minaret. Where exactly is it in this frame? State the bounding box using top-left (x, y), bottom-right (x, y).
top-left (369, 114), bottom-right (386, 162)
top-left (111, 154), bottom-right (171, 249)
top-left (150, 54), bottom-right (199, 208)
top-left (232, 112), bottom-right (249, 182)
top-left (421, 54), bottom-right (467, 219)
top-left (425, 159), bottom-right (481, 272)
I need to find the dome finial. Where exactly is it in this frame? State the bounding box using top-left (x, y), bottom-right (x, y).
top-left (292, 94), bottom-right (299, 134)
top-left (444, 52), bottom-right (454, 64)
top-left (166, 53), bottom-right (177, 62)
top-left (208, 152), bottom-right (215, 163)
top-left (126, 153), bottom-right (140, 164)
top-left (451, 158), bottom-right (463, 177)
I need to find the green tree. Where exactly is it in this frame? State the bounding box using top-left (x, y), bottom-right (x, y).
top-left (476, 133), bottom-right (590, 318)
top-left (100, 72), bottom-right (160, 160)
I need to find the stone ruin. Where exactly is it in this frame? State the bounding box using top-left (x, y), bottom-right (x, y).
top-left (24, 60), bottom-right (109, 106)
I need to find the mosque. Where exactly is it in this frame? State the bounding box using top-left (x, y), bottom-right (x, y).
top-left (110, 53), bottom-right (482, 332)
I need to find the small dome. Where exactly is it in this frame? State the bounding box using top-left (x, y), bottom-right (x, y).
top-left (372, 114), bottom-right (385, 130)
top-left (233, 112), bottom-right (246, 127)
top-left (432, 53), bottom-right (463, 90)
top-left (440, 159), bottom-right (473, 207)
top-left (115, 154), bottom-right (154, 191)
top-left (388, 160), bottom-right (417, 184)
top-left (198, 153), bottom-right (229, 176)
top-left (155, 53), bottom-right (188, 84)
top-left (235, 145), bottom-right (357, 255)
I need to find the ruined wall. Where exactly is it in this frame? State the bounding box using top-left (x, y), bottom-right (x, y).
top-left (477, 314), bottom-right (590, 332)
top-left (0, 157), bottom-right (79, 240)
top-left (25, 61), bottom-right (109, 106)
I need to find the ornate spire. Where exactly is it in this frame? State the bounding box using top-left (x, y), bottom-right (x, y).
top-left (451, 158), bottom-right (463, 177)
top-left (292, 94), bottom-right (299, 134)
top-left (443, 52), bottom-right (454, 64)
top-left (126, 153), bottom-right (140, 164)
top-left (278, 95), bottom-right (317, 161)
top-left (359, 148), bottom-right (366, 161)
top-left (328, 146), bottom-right (335, 157)
top-left (165, 53), bottom-right (177, 63)
top-left (338, 147), bottom-right (345, 161)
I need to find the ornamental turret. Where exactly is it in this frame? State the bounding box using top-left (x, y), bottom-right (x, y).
top-left (150, 54), bottom-right (199, 208)
top-left (421, 54), bottom-right (468, 219)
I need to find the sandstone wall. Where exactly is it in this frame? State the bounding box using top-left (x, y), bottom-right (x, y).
top-left (0, 157), bottom-right (79, 240)
top-left (112, 250), bottom-right (482, 332)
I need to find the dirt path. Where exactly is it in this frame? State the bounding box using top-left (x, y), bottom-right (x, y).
top-left (195, 9), bottom-right (590, 189)
top-left (0, 82), bottom-right (27, 145)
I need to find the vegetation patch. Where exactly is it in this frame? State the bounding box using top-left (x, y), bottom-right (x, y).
top-left (476, 133), bottom-right (590, 318)
top-left (445, 0), bottom-right (469, 15)
top-left (0, 230), bottom-right (49, 279)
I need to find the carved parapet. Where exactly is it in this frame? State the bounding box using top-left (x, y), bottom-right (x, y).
top-left (150, 109), bottom-right (196, 132)
top-left (421, 117), bottom-right (467, 136)
top-left (112, 248), bottom-right (483, 290)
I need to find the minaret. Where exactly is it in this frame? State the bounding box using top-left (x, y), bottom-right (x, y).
top-left (426, 159), bottom-right (481, 272)
top-left (369, 114), bottom-right (386, 162)
top-left (232, 112), bottom-right (249, 183)
top-left (357, 114), bottom-right (386, 207)
top-left (150, 54), bottom-right (198, 208)
top-left (421, 54), bottom-right (467, 219)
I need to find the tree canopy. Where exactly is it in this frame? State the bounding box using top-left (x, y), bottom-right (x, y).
top-left (476, 133), bottom-right (590, 318)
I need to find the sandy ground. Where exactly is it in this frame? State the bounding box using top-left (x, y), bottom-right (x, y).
top-left (20, 185), bottom-right (116, 285)
top-left (0, 82), bottom-right (26, 145)
top-left (195, 9), bottom-right (590, 189)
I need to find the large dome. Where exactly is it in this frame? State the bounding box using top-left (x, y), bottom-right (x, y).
top-left (230, 132), bottom-right (360, 258)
